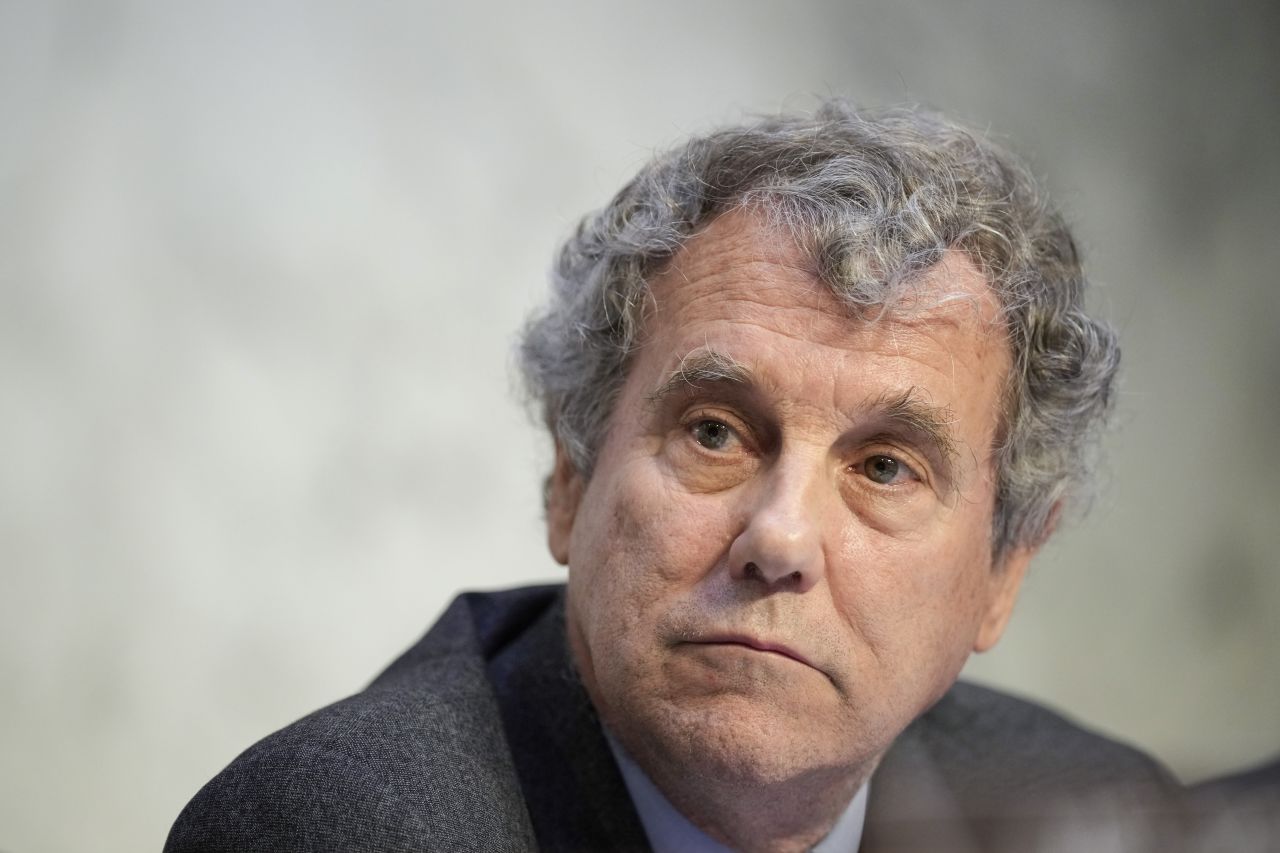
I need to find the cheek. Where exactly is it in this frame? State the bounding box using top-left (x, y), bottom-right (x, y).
top-left (569, 463), bottom-right (734, 635)
top-left (830, 529), bottom-right (993, 666)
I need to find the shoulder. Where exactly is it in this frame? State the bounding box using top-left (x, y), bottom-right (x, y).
top-left (164, 682), bottom-right (531, 852)
top-left (867, 682), bottom-right (1186, 852)
top-left (921, 680), bottom-right (1177, 793)
top-left (165, 586), bottom-right (562, 853)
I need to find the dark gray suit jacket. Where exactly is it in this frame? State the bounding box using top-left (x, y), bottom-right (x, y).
top-left (166, 585), bottom-right (1182, 852)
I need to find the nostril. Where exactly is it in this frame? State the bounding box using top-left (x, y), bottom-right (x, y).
top-left (740, 562), bottom-right (806, 587)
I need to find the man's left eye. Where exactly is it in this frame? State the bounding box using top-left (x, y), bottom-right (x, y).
top-left (692, 419), bottom-right (735, 450)
top-left (862, 454), bottom-right (912, 485)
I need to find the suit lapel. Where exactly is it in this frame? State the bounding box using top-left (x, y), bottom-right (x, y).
top-left (488, 592), bottom-right (652, 852)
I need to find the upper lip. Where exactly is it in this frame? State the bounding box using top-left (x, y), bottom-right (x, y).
top-left (689, 633), bottom-right (817, 670)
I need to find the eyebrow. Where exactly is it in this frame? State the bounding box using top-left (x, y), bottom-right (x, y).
top-left (647, 348), bottom-right (961, 476)
top-left (864, 388), bottom-right (959, 472)
top-left (646, 348), bottom-right (752, 405)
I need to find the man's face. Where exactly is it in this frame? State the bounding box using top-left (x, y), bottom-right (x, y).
top-left (548, 210), bottom-right (1034, 792)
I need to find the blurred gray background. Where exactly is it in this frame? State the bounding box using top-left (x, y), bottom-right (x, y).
top-left (2, 1), bottom-right (1278, 850)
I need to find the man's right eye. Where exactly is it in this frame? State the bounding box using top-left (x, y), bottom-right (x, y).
top-left (692, 419), bottom-right (734, 450)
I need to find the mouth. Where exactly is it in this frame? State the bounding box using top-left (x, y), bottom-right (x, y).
top-left (686, 634), bottom-right (818, 670)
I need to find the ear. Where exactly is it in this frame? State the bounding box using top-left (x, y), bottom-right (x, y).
top-left (973, 500), bottom-right (1061, 652)
top-left (546, 443), bottom-right (585, 566)
top-left (972, 544), bottom-right (1033, 652)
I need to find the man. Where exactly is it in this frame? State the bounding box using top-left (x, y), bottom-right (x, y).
top-left (167, 102), bottom-right (1179, 852)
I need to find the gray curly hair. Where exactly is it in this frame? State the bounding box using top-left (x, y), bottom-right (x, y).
top-left (519, 100), bottom-right (1119, 560)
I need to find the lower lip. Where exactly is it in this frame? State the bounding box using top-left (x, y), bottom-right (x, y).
top-left (690, 641), bottom-right (810, 667)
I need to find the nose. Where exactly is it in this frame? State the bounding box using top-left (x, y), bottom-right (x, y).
top-left (727, 464), bottom-right (826, 593)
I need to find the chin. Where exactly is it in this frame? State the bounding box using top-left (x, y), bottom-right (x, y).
top-left (612, 689), bottom-right (867, 790)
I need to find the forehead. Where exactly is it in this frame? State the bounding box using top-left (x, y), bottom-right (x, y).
top-left (627, 208), bottom-right (1008, 471)
top-left (643, 209), bottom-right (1007, 365)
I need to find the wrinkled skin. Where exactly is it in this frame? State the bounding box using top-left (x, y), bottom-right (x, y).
top-left (547, 210), bottom-right (1037, 852)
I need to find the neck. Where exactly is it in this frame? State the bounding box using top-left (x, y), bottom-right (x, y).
top-left (627, 739), bottom-right (873, 853)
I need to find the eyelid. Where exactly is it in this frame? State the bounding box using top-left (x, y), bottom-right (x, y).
top-left (682, 408), bottom-right (756, 450)
top-left (854, 446), bottom-right (926, 486)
